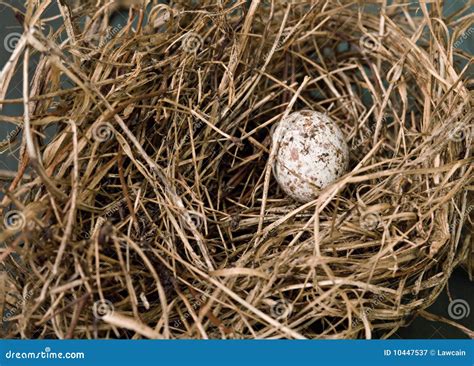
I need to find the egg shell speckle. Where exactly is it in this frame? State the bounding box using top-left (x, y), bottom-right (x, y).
top-left (272, 110), bottom-right (349, 203)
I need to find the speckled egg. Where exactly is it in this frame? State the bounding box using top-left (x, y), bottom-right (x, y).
top-left (272, 110), bottom-right (349, 203)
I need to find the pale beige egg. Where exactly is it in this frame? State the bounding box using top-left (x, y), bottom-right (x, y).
top-left (272, 110), bottom-right (349, 202)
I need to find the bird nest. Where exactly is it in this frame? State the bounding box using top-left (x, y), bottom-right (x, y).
top-left (0, 0), bottom-right (472, 339)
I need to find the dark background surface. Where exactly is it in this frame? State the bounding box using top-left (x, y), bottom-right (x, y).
top-left (0, 0), bottom-right (472, 339)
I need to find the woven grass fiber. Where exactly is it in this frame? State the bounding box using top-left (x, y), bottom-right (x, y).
top-left (0, 0), bottom-right (473, 339)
